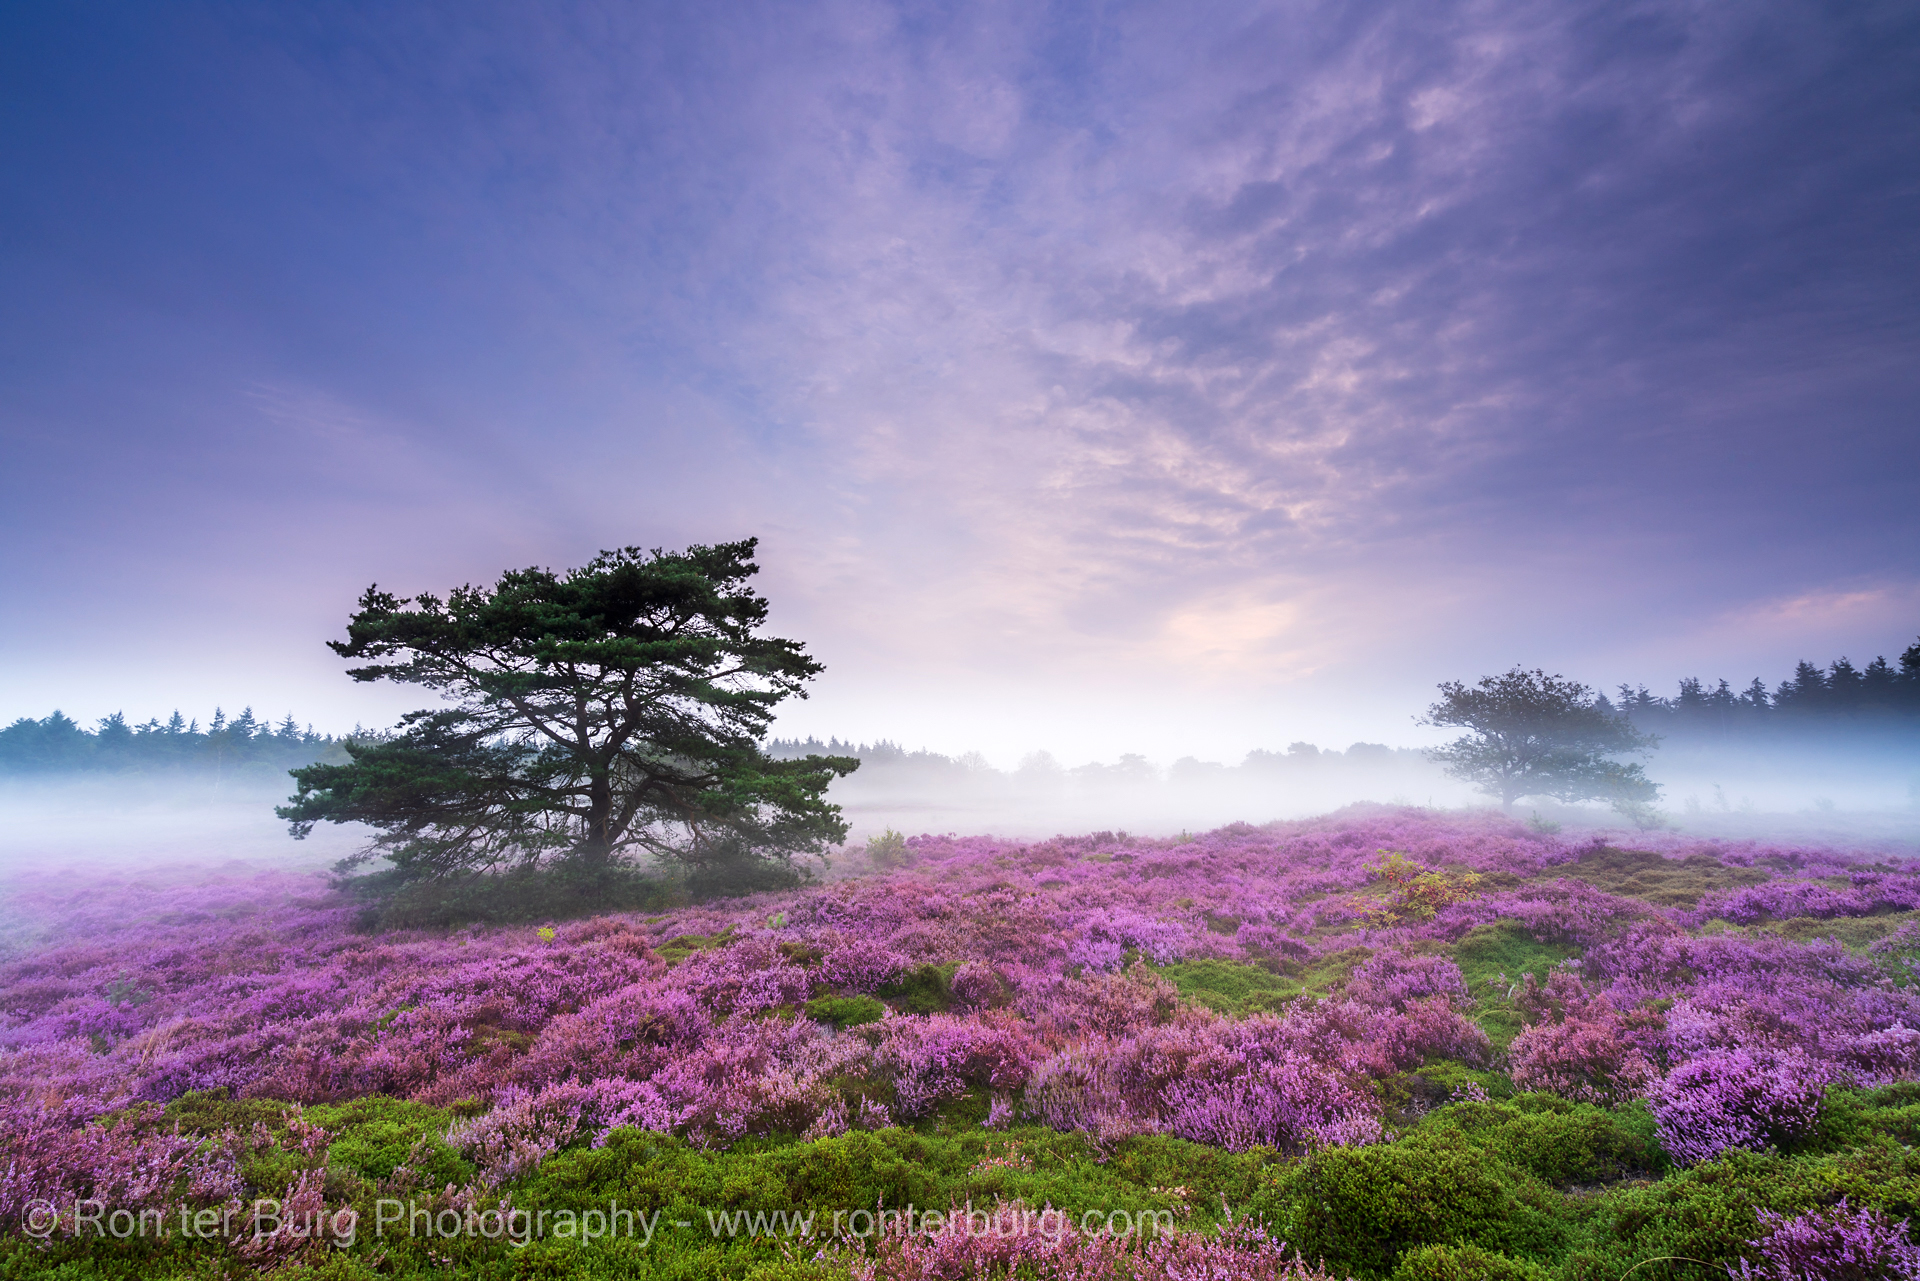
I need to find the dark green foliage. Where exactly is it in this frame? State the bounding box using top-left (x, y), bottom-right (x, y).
top-left (1392, 1243), bottom-right (1552, 1281)
top-left (280, 540), bottom-right (858, 894)
top-left (1613, 635), bottom-right (1920, 739)
top-left (345, 858), bottom-right (679, 930)
top-left (1804, 1085), bottom-right (1920, 1151)
top-left (158, 1087), bottom-right (291, 1135)
top-left (513, 1126), bottom-right (1252, 1235)
top-left (0, 706), bottom-right (346, 777)
top-left (1253, 1139), bottom-right (1566, 1279)
top-left (1407, 1097), bottom-right (1664, 1186)
top-left (1423, 667), bottom-right (1660, 810)
top-left (305, 1097), bottom-right (472, 1187)
top-left (682, 834), bottom-right (810, 901)
top-left (804, 995), bottom-right (887, 1029)
top-left (1557, 1143), bottom-right (1920, 1281)
top-left (24, 1102), bottom-right (1920, 1281)
top-left (876, 962), bottom-right (959, 1014)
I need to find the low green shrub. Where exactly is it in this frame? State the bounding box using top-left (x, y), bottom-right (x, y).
top-left (345, 859), bottom-right (678, 930)
top-left (876, 962), bottom-right (959, 1014)
top-left (1393, 1242), bottom-right (1553, 1281)
top-left (805, 995), bottom-right (887, 1029)
top-left (1153, 958), bottom-right (1298, 1014)
top-left (306, 1096), bottom-right (471, 1187)
top-left (1252, 1138), bottom-right (1564, 1279)
top-left (1408, 1096), bottom-right (1664, 1185)
top-left (1560, 1142), bottom-right (1920, 1281)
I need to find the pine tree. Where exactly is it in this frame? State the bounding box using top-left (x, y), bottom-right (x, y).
top-left (281, 539), bottom-right (858, 888)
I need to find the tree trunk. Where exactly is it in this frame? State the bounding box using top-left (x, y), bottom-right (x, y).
top-left (579, 772), bottom-right (616, 866)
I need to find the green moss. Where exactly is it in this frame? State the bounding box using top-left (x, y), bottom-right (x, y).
top-left (1153, 958), bottom-right (1300, 1014)
top-left (803, 995), bottom-right (887, 1029)
top-left (305, 1096), bottom-right (472, 1187)
top-left (876, 962), bottom-right (959, 1014)
top-left (1447, 921), bottom-right (1580, 1048)
top-left (1405, 1059), bottom-right (1515, 1102)
top-left (1302, 944), bottom-right (1375, 990)
top-left (656, 926), bottom-right (738, 966)
top-left (1452, 922), bottom-right (1578, 990)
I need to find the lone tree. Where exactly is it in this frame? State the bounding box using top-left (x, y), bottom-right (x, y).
top-left (1422, 667), bottom-right (1659, 812)
top-left (279, 539), bottom-right (857, 893)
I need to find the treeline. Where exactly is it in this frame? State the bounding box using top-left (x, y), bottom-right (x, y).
top-left (765, 737), bottom-right (1423, 779)
top-left (1604, 634), bottom-right (1920, 740)
top-left (0, 707), bottom-right (352, 778)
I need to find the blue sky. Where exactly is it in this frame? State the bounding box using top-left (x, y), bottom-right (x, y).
top-left (3, 1), bottom-right (1917, 763)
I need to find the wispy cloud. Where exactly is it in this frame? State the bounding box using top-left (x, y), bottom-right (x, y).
top-left (2, 0), bottom-right (1915, 754)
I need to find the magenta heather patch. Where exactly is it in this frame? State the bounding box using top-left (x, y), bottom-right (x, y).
top-left (1646, 1047), bottom-right (1829, 1165)
top-left (4, 804), bottom-right (1919, 1199)
top-left (1731, 1198), bottom-right (1920, 1281)
top-left (842, 1213), bottom-right (1344, 1280)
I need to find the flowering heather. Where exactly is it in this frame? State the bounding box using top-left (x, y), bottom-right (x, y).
top-left (1730, 1198), bottom-right (1920, 1281)
top-left (841, 1218), bottom-right (1346, 1281)
top-left (4, 804), bottom-right (1920, 1274)
top-left (1645, 1047), bottom-right (1829, 1166)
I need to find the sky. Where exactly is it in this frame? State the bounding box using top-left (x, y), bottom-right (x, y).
top-left (3, 0), bottom-right (1918, 767)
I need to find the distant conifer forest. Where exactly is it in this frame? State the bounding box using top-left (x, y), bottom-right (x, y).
top-left (1602, 636), bottom-right (1920, 742)
top-left (0, 707), bottom-right (352, 777)
top-left (4, 634), bottom-right (1916, 778)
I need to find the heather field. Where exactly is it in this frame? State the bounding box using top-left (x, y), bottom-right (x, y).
top-left (6, 807), bottom-right (1920, 1280)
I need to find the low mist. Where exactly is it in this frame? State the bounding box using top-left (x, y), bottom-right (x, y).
top-left (0, 774), bottom-right (365, 878)
top-left (2, 732), bottom-right (1916, 891)
top-left (781, 736), bottom-right (1920, 851)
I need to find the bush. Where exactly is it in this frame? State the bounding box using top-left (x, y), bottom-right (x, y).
top-left (1409, 1096), bottom-right (1663, 1185)
top-left (1393, 1242), bottom-right (1552, 1281)
top-left (682, 837), bottom-right (810, 901)
top-left (305, 1097), bottom-right (472, 1187)
top-left (346, 858), bottom-right (675, 930)
top-left (1560, 1143), bottom-right (1920, 1281)
top-left (864, 828), bottom-right (910, 869)
top-left (1253, 1140), bottom-right (1563, 1279)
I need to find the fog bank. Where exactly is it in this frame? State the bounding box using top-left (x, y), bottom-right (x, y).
top-left (2, 737), bottom-right (1916, 888)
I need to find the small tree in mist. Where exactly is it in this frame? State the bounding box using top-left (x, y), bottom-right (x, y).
top-left (1422, 667), bottom-right (1660, 812)
top-left (279, 539), bottom-right (857, 899)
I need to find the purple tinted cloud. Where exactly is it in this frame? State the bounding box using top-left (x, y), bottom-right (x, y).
top-left (1, 1), bottom-right (1915, 755)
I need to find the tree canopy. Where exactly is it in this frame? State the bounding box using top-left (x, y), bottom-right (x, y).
top-left (1422, 667), bottom-right (1659, 810)
top-left (279, 539), bottom-right (857, 890)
